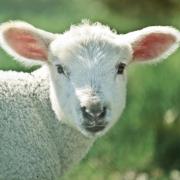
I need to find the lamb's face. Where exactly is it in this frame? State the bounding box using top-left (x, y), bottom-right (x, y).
top-left (49, 35), bottom-right (132, 137)
top-left (0, 21), bottom-right (179, 138)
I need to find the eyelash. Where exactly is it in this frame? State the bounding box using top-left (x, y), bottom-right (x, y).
top-left (117, 63), bottom-right (126, 74)
top-left (56, 64), bottom-right (64, 74)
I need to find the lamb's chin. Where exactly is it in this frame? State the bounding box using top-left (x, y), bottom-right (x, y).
top-left (76, 125), bottom-right (106, 138)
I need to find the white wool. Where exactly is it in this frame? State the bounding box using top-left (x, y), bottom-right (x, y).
top-left (0, 67), bottom-right (94, 179)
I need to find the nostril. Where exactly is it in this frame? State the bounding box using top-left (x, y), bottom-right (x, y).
top-left (81, 106), bottom-right (86, 113)
top-left (81, 106), bottom-right (93, 120)
top-left (98, 106), bottom-right (106, 119)
top-left (81, 106), bottom-right (107, 120)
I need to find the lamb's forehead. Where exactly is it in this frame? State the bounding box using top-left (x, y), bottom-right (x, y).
top-left (64, 22), bottom-right (118, 39)
top-left (51, 22), bottom-right (119, 50)
top-left (50, 22), bottom-right (131, 63)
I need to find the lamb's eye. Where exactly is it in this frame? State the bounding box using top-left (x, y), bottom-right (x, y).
top-left (56, 64), bottom-right (64, 74)
top-left (117, 63), bottom-right (126, 74)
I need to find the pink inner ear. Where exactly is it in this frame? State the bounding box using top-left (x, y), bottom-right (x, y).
top-left (132, 33), bottom-right (176, 61)
top-left (4, 28), bottom-right (48, 61)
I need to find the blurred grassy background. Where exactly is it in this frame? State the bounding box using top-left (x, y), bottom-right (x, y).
top-left (0, 0), bottom-right (180, 179)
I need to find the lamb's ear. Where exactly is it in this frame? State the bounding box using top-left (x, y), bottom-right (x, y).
top-left (0, 21), bottom-right (57, 66)
top-left (126, 26), bottom-right (180, 63)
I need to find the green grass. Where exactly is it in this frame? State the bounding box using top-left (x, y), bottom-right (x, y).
top-left (0, 0), bottom-right (180, 179)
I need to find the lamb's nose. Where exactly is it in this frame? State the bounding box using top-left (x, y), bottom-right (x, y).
top-left (81, 105), bottom-right (107, 121)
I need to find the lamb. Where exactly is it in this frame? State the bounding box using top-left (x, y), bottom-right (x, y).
top-left (0, 20), bottom-right (179, 180)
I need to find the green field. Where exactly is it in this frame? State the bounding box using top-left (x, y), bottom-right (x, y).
top-left (0, 0), bottom-right (180, 179)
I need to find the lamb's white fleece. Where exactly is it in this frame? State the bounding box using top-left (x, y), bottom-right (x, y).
top-left (0, 66), bottom-right (94, 180)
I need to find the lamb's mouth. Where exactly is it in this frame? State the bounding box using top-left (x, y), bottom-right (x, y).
top-left (85, 124), bottom-right (106, 133)
top-left (82, 121), bottom-right (108, 133)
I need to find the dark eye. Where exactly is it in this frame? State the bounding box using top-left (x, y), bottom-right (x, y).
top-left (117, 63), bottom-right (126, 74)
top-left (56, 64), bottom-right (64, 74)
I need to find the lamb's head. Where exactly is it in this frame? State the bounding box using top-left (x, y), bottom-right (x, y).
top-left (0, 21), bottom-right (179, 137)
top-left (48, 26), bottom-right (130, 137)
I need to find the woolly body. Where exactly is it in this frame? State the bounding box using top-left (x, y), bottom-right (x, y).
top-left (0, 67), bottom-right (94, 179)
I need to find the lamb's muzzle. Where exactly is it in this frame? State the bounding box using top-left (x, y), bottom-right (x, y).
top-left (81, 105), bottom-right (107, 133)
